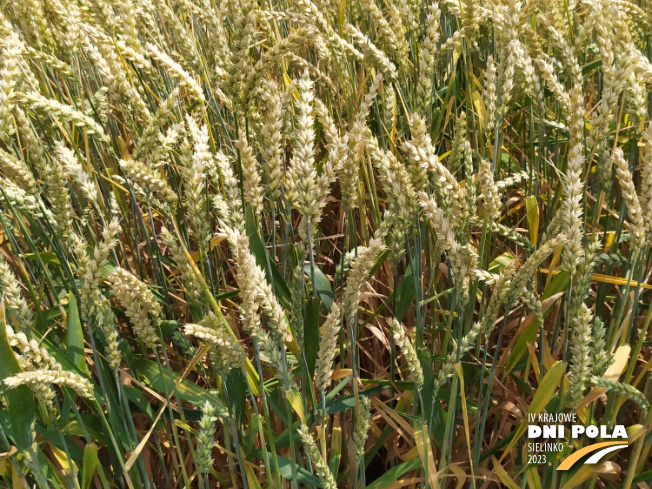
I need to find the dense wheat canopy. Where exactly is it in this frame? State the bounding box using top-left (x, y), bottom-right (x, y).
top-left (0, 0), bottom-right (652, 487)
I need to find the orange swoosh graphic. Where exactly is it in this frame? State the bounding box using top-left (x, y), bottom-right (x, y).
top-left (557, 441), bottom-right (627, 470)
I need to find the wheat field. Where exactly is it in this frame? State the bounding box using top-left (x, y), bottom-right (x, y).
top-left (0, 0), bottom-right (651, 487)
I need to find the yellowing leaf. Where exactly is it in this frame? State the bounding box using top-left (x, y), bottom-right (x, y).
top-left (454, 364), bottom-right (474, 484)
top-left (11, 463), bottom-right (29, 489)
top-left (527, 344), bottom-right (541, 384)
top-left (561, 460), bottom-right (620, 489)
top-left (538, 270), bottom-right (652, 290)
top-left (626, 424), bottom-right (645, 443)
top-left (591, 274), bottom-right (652, 290)
top-left (448, 464), bottom-right (467, 489)
top-left (286, 387), bottom-right (305, 424)
top-left (329, 415), bottom-right (342, 475)
top-left (488, 251), bottom-right (516, 274)
top-left (491, 456), bottom-right (520, 489)
top-left (604, 345), bottom-right (630, 381)
top-left (244, 359), bottom-right (262, 397)
top-left (528, 361), bottom-right (566, 415)
top-left (332, 368), bottom-right (353, 379)
top-left (245, 463), bottom-right (263, 489)
top-left (413, 420), bottom-right (438, 489)
top-left (49, 444), bottom-right (78, 474)
top-left (472, 90), bottom-right (486, 128)
top-left (526, 196), bottom-right (539, 247)
top-left (526, 466), bottom-right (542, 489)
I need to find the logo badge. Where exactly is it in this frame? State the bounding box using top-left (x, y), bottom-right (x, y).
top-left (526, 413), bottom-right (628, 469)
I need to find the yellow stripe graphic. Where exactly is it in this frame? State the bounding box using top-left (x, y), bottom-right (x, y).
top-left (557, 442), bottom-right (627, 471)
